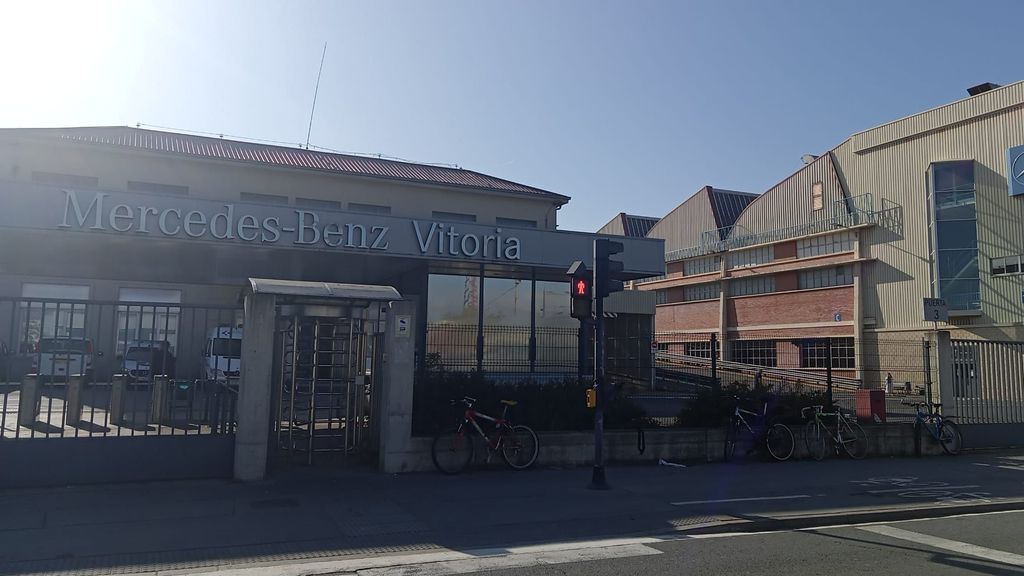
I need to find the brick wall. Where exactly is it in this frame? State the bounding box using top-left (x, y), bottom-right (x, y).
top-left (728, 286), bottom-right (854, 327)
top-left (656, 299), bottom-right (720, 332)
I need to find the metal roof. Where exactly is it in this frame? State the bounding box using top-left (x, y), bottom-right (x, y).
top-left (0, 126), bottom-right (568, 202)
top-left (620, 214), bottom-right (659, 237)
top-left (708, 188), bottom-right (758, 239)
top-left (247, 278), bottom-right (401, 301)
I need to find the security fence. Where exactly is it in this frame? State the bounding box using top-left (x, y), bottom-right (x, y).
top-left (0, 297), bottom-right (242, 440)
top-left (951, 339), bottom-right (1024, 424)
top-left (424, 323), bottom-right (581, 379)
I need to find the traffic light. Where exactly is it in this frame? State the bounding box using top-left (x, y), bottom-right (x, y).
top-left (594, 239), bottom-right (625, 298)
top-left (567, 260), bottom-right (591, 320)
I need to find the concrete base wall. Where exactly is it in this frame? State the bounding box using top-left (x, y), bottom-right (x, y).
top-left (400, 423), bottom-right (945, 473)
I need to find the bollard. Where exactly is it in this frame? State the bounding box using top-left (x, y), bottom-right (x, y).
top-left (17, 374), bottom-right (41, 428)
top-left (64, 374), bottom-right (85, 426)
top-left (150, 375), bottom-right (170, 424)
top-left (109, 374), bottom-right (128, 425)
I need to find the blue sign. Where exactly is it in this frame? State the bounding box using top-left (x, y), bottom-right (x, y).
top-left (1007, 144), bottom-right (1024, 196)
top-left (834, 312), bottom-right (842, 322)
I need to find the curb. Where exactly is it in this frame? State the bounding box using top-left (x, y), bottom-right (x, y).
top-left (669, 499), bottom-right (1024, 536)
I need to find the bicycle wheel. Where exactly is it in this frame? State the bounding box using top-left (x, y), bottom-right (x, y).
top-left (431, 426), bottom-right (474, 474)
top-left (500, 424), bottom-right (539, 470)
top-left (804, 420), bottom-right (828, 461)
top-left (723, 422), bottom-right (737, 462)
top-left (765, 423), bottom-right (794, 461)
top-left (839, 418), bottom-right (868, 460)
top-left (938, 421), bottom-right (963, 455)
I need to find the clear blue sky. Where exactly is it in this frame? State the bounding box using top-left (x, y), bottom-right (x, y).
top-left (3, 0), bottom-right (1022, 231)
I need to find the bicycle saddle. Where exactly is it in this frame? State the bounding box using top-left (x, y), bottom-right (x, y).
top-left (500, 399), bottom-right (518, 406)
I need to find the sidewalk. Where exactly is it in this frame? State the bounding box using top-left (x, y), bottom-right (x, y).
top-left (2, 450), bottom-right (1024, 576)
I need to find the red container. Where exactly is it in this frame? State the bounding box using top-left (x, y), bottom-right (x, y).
top-left (856, 389), bottom-right (886, 423)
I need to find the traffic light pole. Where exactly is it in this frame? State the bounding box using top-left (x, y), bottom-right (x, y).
top-left (590, 280), bottom-right (608, 490)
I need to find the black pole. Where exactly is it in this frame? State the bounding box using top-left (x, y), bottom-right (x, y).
top-left (529, 271), bottom-right (537, 375)
top-left (710, 333), bottom-right (719, 387)
top-left (476, 265), bottom-right (484, 373)
top-left (590, 281), bottom-right (608, 490)
top-left (826, 337), bottom-right (834, 410)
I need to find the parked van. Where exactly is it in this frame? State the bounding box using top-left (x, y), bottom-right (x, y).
top-left (33, 338), bottom-right (94, 382)
top-left (203, 326), bottom-right (242, 384)
top-left (122, 340), bottom-right (176, 381)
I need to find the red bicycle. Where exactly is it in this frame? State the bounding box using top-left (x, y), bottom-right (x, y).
top-left (431, 396), bottom-right (540, 474)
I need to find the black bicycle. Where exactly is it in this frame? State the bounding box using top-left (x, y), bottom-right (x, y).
top-left (903, 400), bottom-right (962, 455)
top-left (724, 395), bottom-right (794, 462)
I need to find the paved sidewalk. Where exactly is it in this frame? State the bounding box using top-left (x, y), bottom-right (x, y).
top-left (2, 450), bottom-right (1024, 576)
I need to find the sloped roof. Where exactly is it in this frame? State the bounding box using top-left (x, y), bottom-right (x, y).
top-left (623, 214), bottom-right (659, 237)
top-left (708, 188), bottom-right (759, 240)
top-left (0, 126), bottom-right (569, 202)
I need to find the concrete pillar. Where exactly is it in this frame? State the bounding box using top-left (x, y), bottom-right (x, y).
top-left (109, 374), bottom-right (127, 425)
top-left (64, 374), bottom-right (85, 426)
top-left (150, 375), bottom-right (170, 424)
top-left (378, 298), bottom-right (417, 473)
top-left (935, 330), bottom-right (954, 410)
top-left (17, 375), bottom-right (40, 428)
top-left (234, 292), bottom-right (276, 482)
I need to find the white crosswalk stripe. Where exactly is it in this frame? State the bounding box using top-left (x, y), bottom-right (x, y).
top-left (858, 525), bottom-right (1024, 566)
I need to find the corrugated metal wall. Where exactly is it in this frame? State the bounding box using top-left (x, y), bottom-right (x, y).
top-left (834, 82), bottom-right (1024, 331)
top-left (647, 187), bottom-right (718, 253)
top-left (727, 152), bottom-right (851, 239)
top-left (597, 214), bottom-right (625, 235)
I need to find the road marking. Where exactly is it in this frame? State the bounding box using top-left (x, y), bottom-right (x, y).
top-left (865, 485), bottom-right (978, 494)
top-left (858, 525), bottom-right (1024, 566)
top-left (997, 465), bottom-right (1024, 472)
top-left (973, 462), bottom-right (992, 467)
top-left (671, 494), bottom-right (811, 506)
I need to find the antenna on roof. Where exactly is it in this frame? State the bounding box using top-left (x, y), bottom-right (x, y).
top-left (305, 42), bottom-right (328, 149)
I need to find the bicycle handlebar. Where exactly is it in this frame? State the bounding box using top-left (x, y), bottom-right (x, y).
top-left (449, 396), bottom-right (477, 407)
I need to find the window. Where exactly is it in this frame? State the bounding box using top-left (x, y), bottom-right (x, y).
top-left (727, 275), bottom-right (775, 296)
top-left (685, 255), bottom-right (721, 275)
top-left (495, 217), bottom-right (537, 228)
top-left (991, 255), bottom-right (1023, 276)
top-left (685, 341), bottom-right (713, 358)
top-left (127, 180), bottom-right (189, 196)
top-left (432, 211), bottom-right (476, 223)
top-left (295, 197), bottom-right (342, 210)
top-left (19, 284), bottom-right (90, 343)
top-left (348, 202), bottom-right (391, 215)
top-left (728, 246), bottom-right (773, 269)
top-left (799, 337), bottom-right (855, 369)
top-left (799, 266), bottom-right (853, 289)
top-left (812, 181), bottom-right (824, 211)
top-left (31, 171), bottom-right (99, 187)
top-left (655, 289), bottom-right (668, 305)
top-left (731, 340), bottom-right (777, 367)
top-left (930, 161), bottom-right (980, 311)
top-left (240, 192), bottom-right (289, 205)
top-left (684, 282), bottom-right (720, 301)
top-left (797, 231), bottom-right (855, 258)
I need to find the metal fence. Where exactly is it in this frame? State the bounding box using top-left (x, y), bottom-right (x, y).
top-left (0, 297), bottom-right (242, 439)
top-left (425, 323), bottom-right (581, 381)
top-left (951, 339), bottom-right (1024, 424)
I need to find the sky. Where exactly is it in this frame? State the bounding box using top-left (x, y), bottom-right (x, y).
top-left (2, 0), bottom-right (1024, 232)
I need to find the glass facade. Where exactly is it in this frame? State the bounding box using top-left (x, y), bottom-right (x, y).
top-left (930, 161), bottom-right (980, 311)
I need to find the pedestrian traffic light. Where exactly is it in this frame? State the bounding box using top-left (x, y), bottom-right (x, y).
top-left (594, 239), bottom-right (625, 298)
top-left (567, 260), bottom-right (591, 320)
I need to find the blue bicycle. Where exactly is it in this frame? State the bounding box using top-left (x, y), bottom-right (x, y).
top-left (903, 400), bottom-right (962, 455)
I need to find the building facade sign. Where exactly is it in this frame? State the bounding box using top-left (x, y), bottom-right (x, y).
top-left (1007, 143), bottom-right (1024, 196)
top-left (0, 185), bottom-right (665, 276)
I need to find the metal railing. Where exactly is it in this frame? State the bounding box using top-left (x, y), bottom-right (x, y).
top-left (950, 339), bottom-right (1024, 424)
top-left (0, 297), bottom-right (242, 439)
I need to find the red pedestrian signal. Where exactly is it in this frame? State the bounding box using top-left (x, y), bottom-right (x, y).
top-left (567, 260), bottom-right (592, 320)
top-left (575, 278), bottom-right (589, 297)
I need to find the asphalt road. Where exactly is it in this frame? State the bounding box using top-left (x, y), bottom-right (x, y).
top-left (451, 510), bottom-right (1024, 576)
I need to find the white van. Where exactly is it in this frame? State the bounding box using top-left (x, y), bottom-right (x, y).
top-left (203, 326), bottom-right (242, 383)
top-left (33, 338), bottom-right (94, 382)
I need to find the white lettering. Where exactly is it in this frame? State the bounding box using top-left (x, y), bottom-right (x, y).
top-left (138, 207), bottom-right (158, 233)
top-left (159, 208), bottom-right (181, 235)
top-left (237, 214), bottom-right (260, 241)
top-left (413, 221), bottom-right (438, 253)
top-left (209, 204), bottom-right (235, 240)
top-left (323, 223), bottom-right (344, 247)
top-left (504, 237), bottom-right (521, 260)
top-left (437, 223), bottom-right (445, 253)
top-left (261, 217), bottom-right (280, 243)
top-left (295, 210), bottom-right (320, 244)
top-left (59, 190), bottom-right (106, 230)
top-left (447, 226), bottom-right (459, 255)
top-left (109, 204), bottom-right (135, 232)
top-left (460, 234), bottom-right (480, 256)
top-left (370, 226), bottom-right (389, 250)
top-left (344, 223), bottom-right (368, 249)
top-left (184, 210), bottom-right (207, 238)
top-left (483, 235), bottom-right (497, 258)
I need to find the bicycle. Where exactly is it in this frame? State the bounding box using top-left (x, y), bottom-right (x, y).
top-left (802, 405), bottom-right (868, 460)
top-left (431, 396), bottom-right (540, 474)
top-left (902, 400), bottom-right (962, 455)
top-left (724, 395), bottom-right (794, 462)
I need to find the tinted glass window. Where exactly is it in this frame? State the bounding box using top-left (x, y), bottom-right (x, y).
top-left (212, 339), bottom-right (242, 358)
